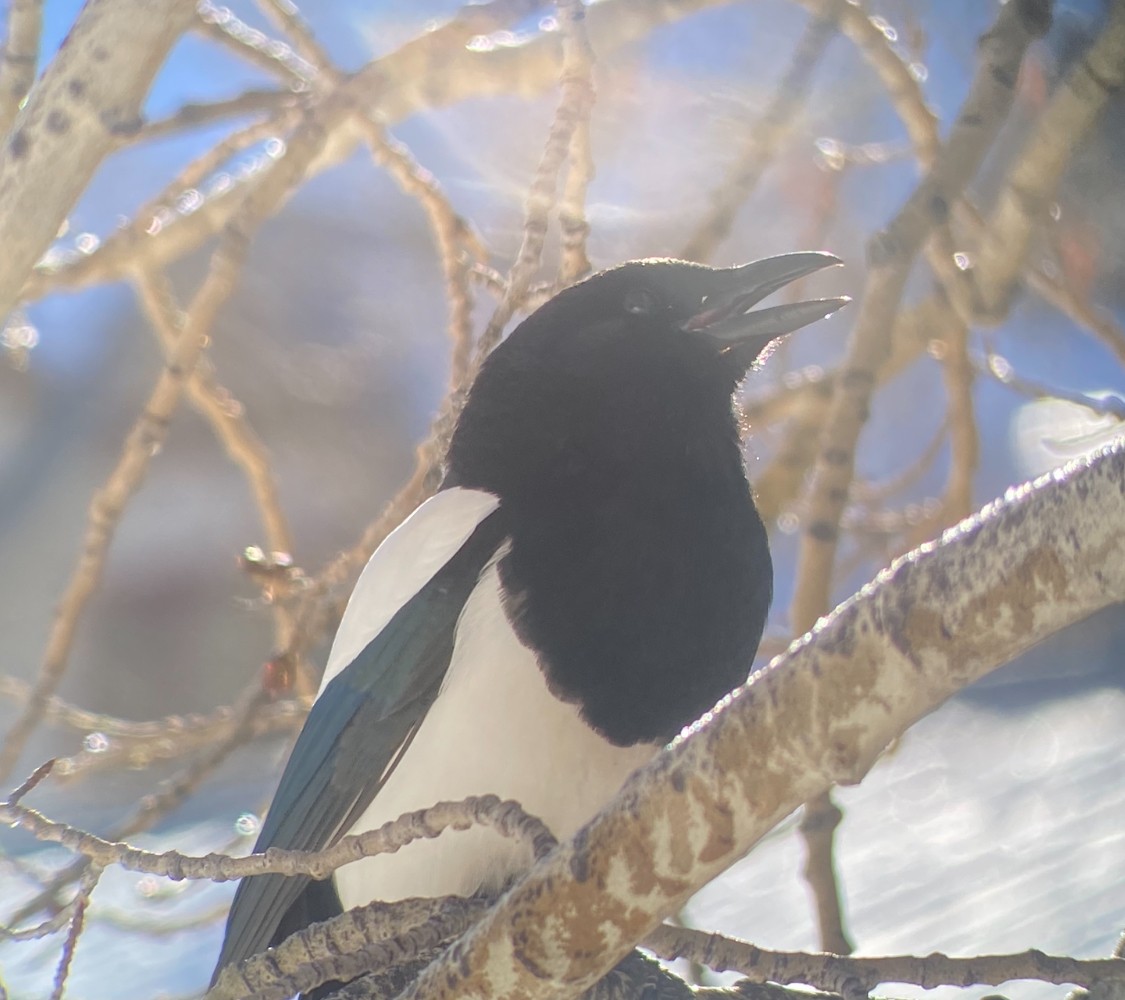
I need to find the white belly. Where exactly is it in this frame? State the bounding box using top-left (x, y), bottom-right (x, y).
top-left (333, 559), bottom-right (657, 907)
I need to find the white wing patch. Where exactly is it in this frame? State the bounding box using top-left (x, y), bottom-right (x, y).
top-left (332, 557), bottom-right (658, 907)
top-left (320, 488), bottom-right (500, 693)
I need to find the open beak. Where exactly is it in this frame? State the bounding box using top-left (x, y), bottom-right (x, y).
top-left (684, 252), bottom-right (849, 360)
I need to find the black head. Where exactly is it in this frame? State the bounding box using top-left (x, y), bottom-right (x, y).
top-left (446, 254), bottom-right (847, 501)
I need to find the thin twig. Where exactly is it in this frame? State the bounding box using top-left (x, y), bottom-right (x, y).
top-left (29, 107), bottom-right (303, 307)
top-left (1, 792), bottom-right (555, 882)
top-left (739, 0), bottom-right (941, 524)
top-left (975, 351), bottom-right (1125, 420)
top-left (902, 215), bottom-right (982, 554)
top-left (1, 905), bottom-right (75, 943)
top-left (3, 757), bottom-right (54, 804)
top-left (48, 864), bottom-right (101, 1000)
top-left (474, 0), bottom-right (600, 361)
top-left (0, 674), bottom-right (302, 743)
top-left (853, 416), bottom-right (949, 506)
top-left (282, 444), bottom-right (443, 680)
top-left (0, 87), bottom-right (320, 782)
top-left (645, 925), bottom-right (1125, 994)
top-left (90, 902), bottom-right (231, 937)
top-left (116, 686), bottom-right (275, 843)
top-left (555, 0), bottom-right (598, 286)
top-left (129, 90), bottom-right (300, 146)
top-left (132, 268), bottom-right (297, 653)
top-left (195, 2), bottom-right (318, 86)
top-left (824, 0), bottom-right (939, 168)
top-left (19, 0), bottom-right (728, 305)
top-left (0, 277), bottom-right (228, 781)
top-left (49, 699), bottom-right (305, 782)
top-left (4, 683), bottom-right (273, 928)
top-left (2, 101), bottom-right (342, 926)
top-left (254, 0), bottom-right (336, 80)
top-left (356, 118), bottom-right (485, 391)
top-left (680, 9), bottom-right (838, 263)
top-left (1026, 259), bottom-right (1125, 368)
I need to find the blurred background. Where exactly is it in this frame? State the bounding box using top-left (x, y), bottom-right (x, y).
top-left (0, 1), bottom-right (1123, 997)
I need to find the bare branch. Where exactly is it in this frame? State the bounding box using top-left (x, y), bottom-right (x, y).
top-left (3, 756), bottom-right (53, 804)
top-left (254, 0), bottom-right (337, 81)
top-left (48, 698), bottom-right (305, 782)
top-left (0, 0), bottom-right (42, 135)
top-left (974, 1), bottom-right (1125, 320)
top-left (132, 268), bottom-right (297, 649)
top-left (48, 864), bottom-right (101, 1000)
top-left (89, 902), bottom-right (231, 937)
top-left (131, 90), bottom-right (301, 146)
top-left (475, 0), bottom-right (601, 360)
top-left (1, 901), bottom-right (76, 943)
top-left (281, 445), bottom-right (444, 685)
top-left (680, 9), bottom-right (838, 263)
top-left (645, 925), bottom-right (1125, 994)
top-left (0, 276), bottom-right (228, 781)
top-left (209, 896), bottom-right (489, 1000)
top-left (2, 684), bottom-right (282, 930)
top-left (0, 0), bottom-right (197, 322)
top-left (0, 793), bottom-right (555, 883)
top-left (18, 0), bottom-right (732, 304)
top-left (789, 0), bottom-right (1048, 635)
top-left (0, 75), bottom-right (340, 782)
top-left (1026, 257), bottom-right (1125, 368)
top-left (356, 119), bottom-right (485, 391)
top-left (798, 792), bottom-right (852, 955)
top-left (806, 0), bottom-right (938, 170)
top-left (909, 309), bottom-right (976, 545)
top-left (25, 107), bottom-right (304, 313)
top-left (974, 351), bottom-right (1125, 419)
top-left (194, 3), bottom-right (317, 86)
top-left (555, 1), bottom-right (598, 286)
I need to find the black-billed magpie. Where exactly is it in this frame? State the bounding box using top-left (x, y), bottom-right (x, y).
top-left (213, 254), bottom-right (847, 980)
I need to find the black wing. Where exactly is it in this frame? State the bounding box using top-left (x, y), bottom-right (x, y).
top-left (213, 509), bottom-right (507, 980)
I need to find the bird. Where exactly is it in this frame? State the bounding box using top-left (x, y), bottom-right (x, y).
top-left (212, 252), bottom-right (848, 983)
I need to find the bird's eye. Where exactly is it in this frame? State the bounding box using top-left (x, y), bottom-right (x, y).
top-left (623, 288), bottom-right (656, 315)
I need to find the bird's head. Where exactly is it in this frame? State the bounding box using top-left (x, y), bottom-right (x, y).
top-left (531, 252), bottom-right (847, 372)
top-left (446, 254), bottom-right (848, 497)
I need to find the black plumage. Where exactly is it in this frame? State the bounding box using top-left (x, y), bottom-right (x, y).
top-left (213, 253), bottom-right (846, 986)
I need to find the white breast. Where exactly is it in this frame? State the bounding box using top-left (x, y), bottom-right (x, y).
top-left (332, 552), bottom-right (658, 907)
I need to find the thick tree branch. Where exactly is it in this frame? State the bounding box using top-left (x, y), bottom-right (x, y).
top-left (0, 0), bottom-right (197, 323)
